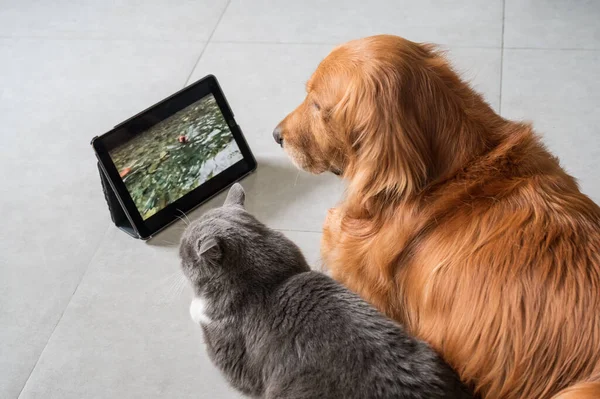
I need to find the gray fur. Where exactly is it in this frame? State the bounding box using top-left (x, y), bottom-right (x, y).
top-left (179, 183), bottom-right (474, 399)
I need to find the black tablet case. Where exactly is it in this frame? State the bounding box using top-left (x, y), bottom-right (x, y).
top-left (97, 162), bottom-right (141, 239)
top-left (95, 75), bottom-right (254, 240)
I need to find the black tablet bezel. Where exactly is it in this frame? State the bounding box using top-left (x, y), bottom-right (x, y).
top-left (92, 75), bottom-right (256, 239)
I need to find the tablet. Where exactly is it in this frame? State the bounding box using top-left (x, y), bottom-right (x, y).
top-left (92, 75), bottom-right (256, 240)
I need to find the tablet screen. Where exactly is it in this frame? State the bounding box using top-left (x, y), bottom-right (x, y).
top-left (108, 93), bottom-right (244, 220)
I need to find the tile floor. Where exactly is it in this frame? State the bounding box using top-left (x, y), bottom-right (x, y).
top-left (0, 1), bottom-right (598, 398)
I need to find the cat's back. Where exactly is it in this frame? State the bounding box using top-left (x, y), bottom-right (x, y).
top-left (258, 271), bottom-right (472, 399)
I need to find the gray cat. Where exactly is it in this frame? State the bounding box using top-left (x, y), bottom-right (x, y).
top-left (179, 183), bottom-right (474, 399)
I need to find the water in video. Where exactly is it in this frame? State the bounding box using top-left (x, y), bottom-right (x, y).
top-left (109, 94), bottom-right (243, 220)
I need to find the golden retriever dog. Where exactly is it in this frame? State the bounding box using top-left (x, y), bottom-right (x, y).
top-left (273, 35), bottom-right (600, 399)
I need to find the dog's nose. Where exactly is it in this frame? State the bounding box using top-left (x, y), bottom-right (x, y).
top-left (273, 127), bottom-right (283, 146)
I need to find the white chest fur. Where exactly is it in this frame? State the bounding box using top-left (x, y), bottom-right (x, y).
top-left (189, 296), bottom-right (212, 325)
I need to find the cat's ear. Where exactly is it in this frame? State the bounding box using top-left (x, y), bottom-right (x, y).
top-left (224, 183), bottom-right (245, 208)
top-left (197, 237), bottom-right (221, 263)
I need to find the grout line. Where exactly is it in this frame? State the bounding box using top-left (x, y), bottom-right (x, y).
top-left (209, 39), bottom-right (504, 50)
top-left (498, 0), bottom-right (506, 115)
top-left (0, 35), bottom-right (205, 43)
top-left (182, 0), bottom-right (231, 87)
top-left (275, 228), bottom-right (323, 234)
top-left (16, 223), bottom-right (112, 399)
top-left (209, 39), bottom-right (347, 46)
top-left (1, 35), bottom-right (597, 52)
top-left (209, 41), bottom-right (600, 52)
top-left (504, 46), bottom-right (600, 51)
top-left (180, 43), bottom-right (209, 88)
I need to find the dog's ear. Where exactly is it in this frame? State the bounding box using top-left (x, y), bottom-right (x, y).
top-left (334, 73), bottom-right (428, 206)
top-left (330, 42), bottom-right (443, 213)
top-left (224, 183), bottom-right (245, 208)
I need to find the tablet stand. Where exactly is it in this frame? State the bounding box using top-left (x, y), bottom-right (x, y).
top-left (97, 162), bottom-right (141, 239)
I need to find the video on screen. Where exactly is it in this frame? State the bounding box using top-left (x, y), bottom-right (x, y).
top-left (109, 94), bottom-right (243, 220)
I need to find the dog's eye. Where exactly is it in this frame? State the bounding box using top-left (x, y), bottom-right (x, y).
top-left (313, 102), bottom-right (321, 111)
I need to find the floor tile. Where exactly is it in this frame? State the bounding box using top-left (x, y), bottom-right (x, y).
top-left (444, 47), bottom-right (502, 111)
top-left (0, 38), bottom-right (205, 162)
top-left (505, 0), bottom-right (600, 50)
top-left (222, 157), bottom-right (344, 232)
top-left (188, 42), bottom-right (333, 158)
top-left (501, 49), bottom-right (600, 202)
top-left (18, 227), bottom-right (322, 399)
top-left (0, 1), bottom-right (228, 40)
top-left (0, 38), bottom-right (203, 399)
top-left (188, 43), bottom-right (502, 158)
top-left (213, 0), bottom-right (503, 47)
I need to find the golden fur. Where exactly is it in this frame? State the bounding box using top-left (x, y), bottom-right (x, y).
top-left (275, 35), bottom-right (600, 399)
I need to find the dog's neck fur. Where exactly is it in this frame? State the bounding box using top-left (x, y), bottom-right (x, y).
top-left (421, 83), bottom-right (508, 183)
top-left (343, 55), bottom-right (539, 220)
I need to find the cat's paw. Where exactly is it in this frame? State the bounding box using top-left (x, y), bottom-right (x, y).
top-left (190, 297), bottom-right (212, 325)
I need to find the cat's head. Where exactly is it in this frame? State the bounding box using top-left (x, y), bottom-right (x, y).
top-left (179, 183), bottom-right (310, 296)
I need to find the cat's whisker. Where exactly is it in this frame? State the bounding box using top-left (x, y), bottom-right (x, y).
top-left (166, 275), bottom-right (187, 297)
top-left (153, 272), bottom-right (188, 304)
top-left (176, 208), bottom-right (192, 226)
top-left (293, 170), bottom-right (301, 187)
top-left (175, 214), bottom-right (190, 227)
top-left (150, 272), bottom-right (180, 288)
top-left (182, 212), bottom-right (192, 226)
top-left (156, 239), bottom-right (178, 246)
